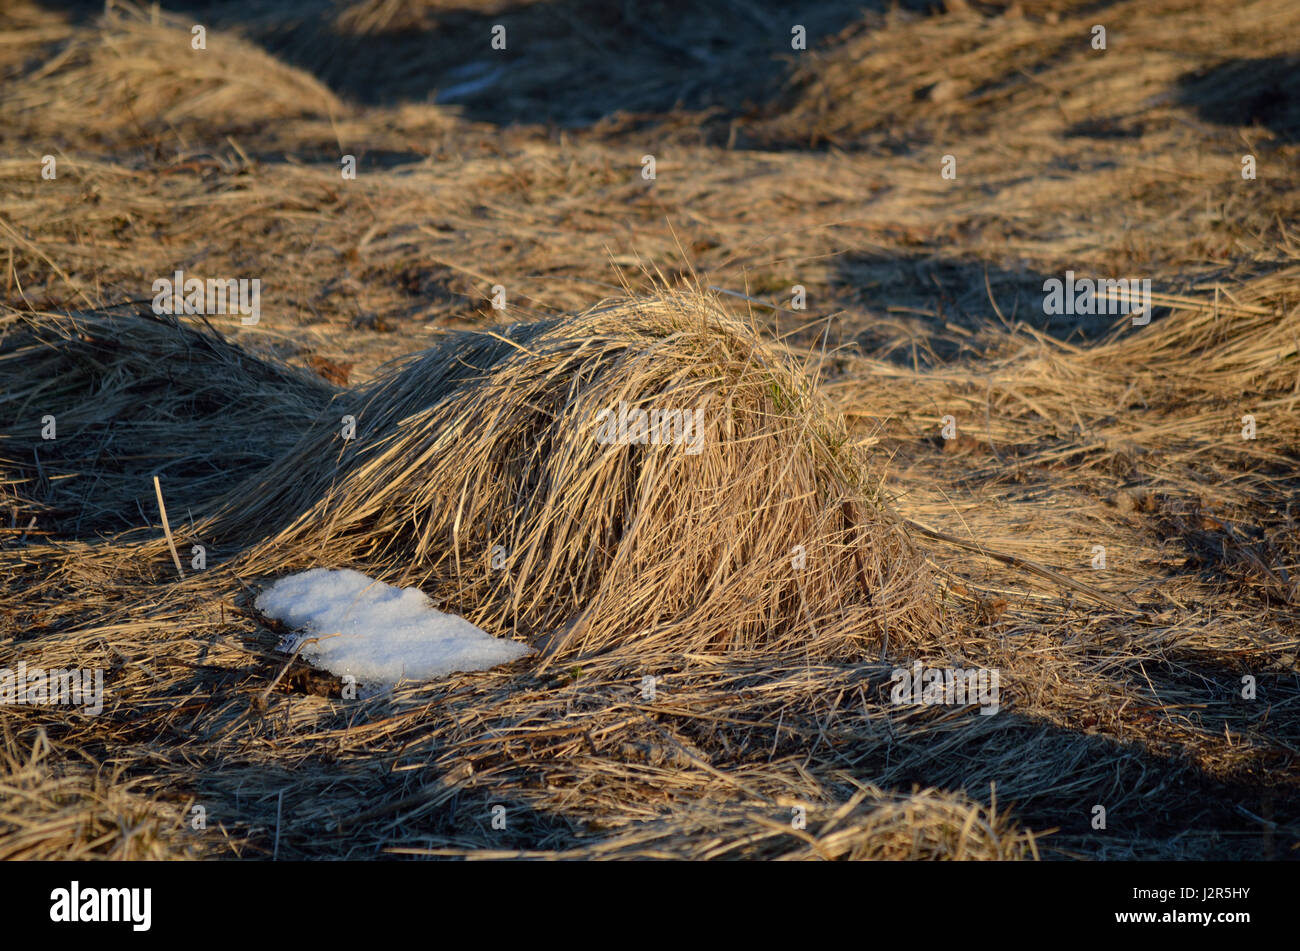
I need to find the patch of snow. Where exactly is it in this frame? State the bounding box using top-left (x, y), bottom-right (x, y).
top-left (255, 568), bottom-right (531, 688)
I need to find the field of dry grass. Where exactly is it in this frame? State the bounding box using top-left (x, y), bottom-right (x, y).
top-left (0, 0), bottom-right (1297, 860)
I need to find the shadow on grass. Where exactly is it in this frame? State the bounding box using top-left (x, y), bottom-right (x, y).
top-left (833, 250), bottom-right (1165, 367)
top-left (36, 0), bottom-right (935, 132)
top-left (1176, 55), bottom-right (1300, 144)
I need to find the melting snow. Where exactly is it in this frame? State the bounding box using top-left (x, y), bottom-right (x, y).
top-left (255, 568), bottom-right (532, 688)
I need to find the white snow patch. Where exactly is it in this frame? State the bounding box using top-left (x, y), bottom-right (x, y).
top-left (255, 568), bottom-right (532, 687)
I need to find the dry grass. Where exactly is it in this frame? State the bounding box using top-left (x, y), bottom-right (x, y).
top-left (754, 0), bottom-right (1300, 149)
top-left (1, 0), bottom-right (1297, 860)
top-left (0, 725), bottom-right (193, 861)
top-left (2, 4), bottom-right (345, 147)
top-left (208, 290), bottom-right (938, 661)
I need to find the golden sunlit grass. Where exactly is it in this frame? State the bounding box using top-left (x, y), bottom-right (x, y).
top-left (0, 0), bottom-right (1296, 860)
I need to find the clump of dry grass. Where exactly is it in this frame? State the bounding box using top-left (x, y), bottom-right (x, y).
top-left (753, 0), bottom-right (1300, 149)
top-left (1, 2), bottom-right (345, 146)
top-left (0, 307), bottom-right (335, 534)
top-left (78, 288), bottom-right (937, 662)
